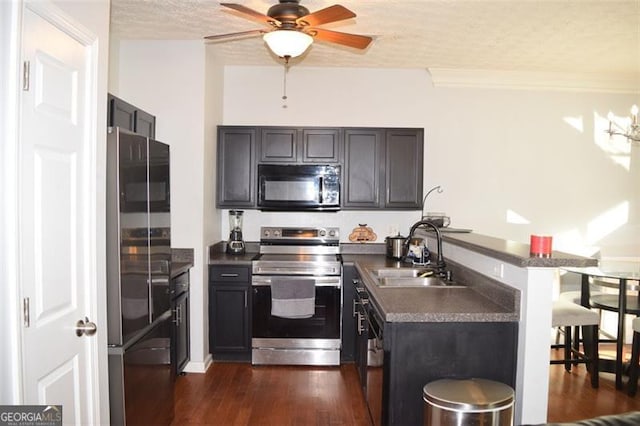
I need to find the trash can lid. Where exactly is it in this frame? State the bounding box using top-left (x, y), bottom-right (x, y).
top-left (423, 378), bottom-right (514, 411)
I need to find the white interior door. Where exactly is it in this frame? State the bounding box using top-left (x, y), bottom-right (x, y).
top-left (19, 3), bottom-right (101, 424)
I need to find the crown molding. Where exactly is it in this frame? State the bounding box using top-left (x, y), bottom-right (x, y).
top-left (428, 68), bottom-right (640, 94)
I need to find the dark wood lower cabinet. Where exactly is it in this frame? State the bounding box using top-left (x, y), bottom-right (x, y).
top-left (382, 321), bottom-right (518, 425)
top-left (173, 291), bottom-right (189, 374)
top-left (209, 265), bottom-right (252, 362)
top-left (341, 265), bottom-right (358, 363)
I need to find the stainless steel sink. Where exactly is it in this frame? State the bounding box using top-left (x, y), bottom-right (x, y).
top-left (372, 268), bottom-right (434, 278)
top-left (370, 268), bottom-right (466, 288)
top-left (377, 277), bottom-right (466, 288)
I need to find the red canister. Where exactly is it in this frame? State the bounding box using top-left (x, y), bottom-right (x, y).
top-left (530, 235), bottom-right (553, 258)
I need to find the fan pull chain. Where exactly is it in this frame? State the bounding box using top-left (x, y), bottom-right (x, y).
top-left (282, 55), bottom-right (290, 109)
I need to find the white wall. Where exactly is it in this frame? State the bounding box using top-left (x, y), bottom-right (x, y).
top-left (110, 40), bottom-right (222, 369)
top-left (200, 45), bottom-right (224, 370)
top-left (223, 66), bottom-right (640, 260)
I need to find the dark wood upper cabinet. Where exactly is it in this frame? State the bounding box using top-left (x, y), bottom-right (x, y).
top-left (216, 127), bottom-right (256, 208)
top-left (342, 128), bottom-right (423, 210)
top-left (216, 125), bottom-right (423, 210)
top-left (259, 127), bottom-right (341, 163)
top-left (108, 94), bottom-right (135, 132)
top-left (260, 128), bottom-right (298, 163)
top-left (134, 109), bottom-right (156, 139)
top-left (302, 128), bottom-right (341, 163)
top-left (384, 128), bottom-right (424, 209)
top-left (108, 93), bottom-right (156, 138)
top-left (342, 128), bottom-right (384, 208)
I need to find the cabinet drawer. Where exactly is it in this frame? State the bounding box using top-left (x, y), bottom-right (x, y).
top-left (210, 266), bottom-right (250, 283)
top-left (172, 271), bottom-right (190, 295)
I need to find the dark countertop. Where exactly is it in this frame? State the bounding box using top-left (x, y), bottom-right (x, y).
top-left (438, 232), bottom-right (598, 268)
top-left (343, 254), bottom-right (519, 323)
top-left (208, 242), bottom-right (258, 266)
top-left (172, 248), bottom-right (194, 278)
top-left (207, 230), bottom-right (595, 323)
top-left (172, 261), bottom-right (193, 278)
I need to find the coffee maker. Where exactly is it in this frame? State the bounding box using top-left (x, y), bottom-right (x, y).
top-left (227, 210), bottom-right (245, 255)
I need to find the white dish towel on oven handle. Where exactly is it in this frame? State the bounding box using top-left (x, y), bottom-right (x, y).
top-left (270, 278), bottom-right (316, 319)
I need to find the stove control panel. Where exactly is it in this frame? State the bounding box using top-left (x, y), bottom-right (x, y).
top-left (260, 226), bottom-right (340, 243)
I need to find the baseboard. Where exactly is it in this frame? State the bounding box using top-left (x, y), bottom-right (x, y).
top-left (182, 353), bottom-right (213, 374)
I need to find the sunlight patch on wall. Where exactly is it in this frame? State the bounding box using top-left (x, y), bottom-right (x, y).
top-left (506, 209), bottom-right (530, 224)
top-left (563, 115), bottom-right (583, 133)
top-left (593, 111), bottom-right (631, 171)
top-left (587, 201), bottom-right (629, 244)
top-left (553, 228), bottom-right (601, 258)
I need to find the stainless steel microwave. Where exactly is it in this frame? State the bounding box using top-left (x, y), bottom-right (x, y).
top-left (257, 164), bottom-right (341, 211)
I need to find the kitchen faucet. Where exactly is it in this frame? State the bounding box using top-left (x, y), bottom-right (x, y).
top-left (406, 220), bottom-right (447, 277)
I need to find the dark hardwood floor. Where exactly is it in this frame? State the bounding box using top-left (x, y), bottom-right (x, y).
top-left (547, 345), bottom-right (640, 423)
top-left (173, 352), bottom-right (640, 425)
top-left (173, 363), bottom-right (369, 425)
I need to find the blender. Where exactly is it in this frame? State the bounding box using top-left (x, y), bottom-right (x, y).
top-left (227, 210), bottom-right (245, 255)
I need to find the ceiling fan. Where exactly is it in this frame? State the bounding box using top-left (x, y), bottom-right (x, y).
top-left (204, 0), bottom-right (373, 59)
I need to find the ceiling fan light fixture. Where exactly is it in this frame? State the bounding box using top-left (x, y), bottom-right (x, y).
top-left (263, 30), bottom-right (313, 58)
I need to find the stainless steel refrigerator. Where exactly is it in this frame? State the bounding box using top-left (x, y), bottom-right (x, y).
top-left (106, 127), bottom-right (174, 425)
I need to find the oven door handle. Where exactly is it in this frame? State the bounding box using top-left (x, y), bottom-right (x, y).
top-left (252, 275), bottom-right (341, 288)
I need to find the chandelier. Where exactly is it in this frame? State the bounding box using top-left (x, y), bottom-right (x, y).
top-left (606, 105), bottom-right (640, 143)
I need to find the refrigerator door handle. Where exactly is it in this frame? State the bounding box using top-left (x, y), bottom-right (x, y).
top-left (147, 277), bottom-right (153, 323)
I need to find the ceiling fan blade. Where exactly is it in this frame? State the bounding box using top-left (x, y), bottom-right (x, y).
top-left (204, 29), bottom-right (266, 41)
top-left (296, 5), bottom-right (355, 27)
top-left (308, 28), bottom-right (373, 50)
top-left (221, 3), bottom-right (279, 26)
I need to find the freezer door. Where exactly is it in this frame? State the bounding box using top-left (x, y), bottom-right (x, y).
top-left (108, 312), bottom-right (175, 426)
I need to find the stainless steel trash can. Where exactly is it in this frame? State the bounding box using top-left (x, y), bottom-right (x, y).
top-left (423, 378), bottom-right (514, 426)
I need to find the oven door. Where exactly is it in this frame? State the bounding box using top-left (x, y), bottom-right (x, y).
top-left (252, 275), bottom-right (341, 340)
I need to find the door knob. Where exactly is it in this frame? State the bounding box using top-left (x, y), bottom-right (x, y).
top-left (75, 317), bottom-right (97, 337)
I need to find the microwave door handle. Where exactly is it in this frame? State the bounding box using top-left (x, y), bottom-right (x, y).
top-left (319, 176), bottom-right (324, 203)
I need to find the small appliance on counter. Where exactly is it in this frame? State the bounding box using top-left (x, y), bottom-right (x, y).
top-left (407, 237), bottom-right (429, 265)
top-left (385, 233), bottom-right (406, 260)
top-left (227, 210), bottom-right (245, 255)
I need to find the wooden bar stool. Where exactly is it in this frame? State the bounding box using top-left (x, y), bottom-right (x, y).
top-left (551, 300), bottom-right (599, 388)
top-left (627, 317), bottom-right (640, 396)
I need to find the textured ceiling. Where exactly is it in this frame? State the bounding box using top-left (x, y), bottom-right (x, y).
top-left (110, 0), bottom-right (640, 75)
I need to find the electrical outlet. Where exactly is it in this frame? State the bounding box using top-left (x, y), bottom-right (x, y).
top-left (492, 263), bottom-right (505, 279)
top-left (389, 225), bottom-right (399, 236)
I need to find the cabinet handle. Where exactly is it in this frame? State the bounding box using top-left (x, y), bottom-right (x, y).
top-left (244, 291), bottom-right (247, 308)
top-left (356, 312), bottom-right (365, 335)
top-left (173, 305), bottom-right (182, 324)
top-left (220, 273), bottom-right (239, 278)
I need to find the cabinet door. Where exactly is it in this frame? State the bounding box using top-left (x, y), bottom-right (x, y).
top-left (341, 265), bottom-right (358, 363)
top-left (108, 94), bottom-right (135, 132)
top-left (134, 109), bottom-right (156, 138)
top-left (174, 291), bottom-right (189, 375)
top-left (260, 127), bottom-right (298, 163)
top-left (385, 129), bottom-right (423, 209)
top-left (217, 127), bottom-right (256, 207)
top-left (343, 129), bottom-right (384, 208)
top-left (302, 128), bottom-right (341, 163)
top-left (209, 285), bottom-right (251, 356)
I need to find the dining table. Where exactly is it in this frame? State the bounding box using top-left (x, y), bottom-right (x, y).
top-left (563, 265), bottom-right (640, 389)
